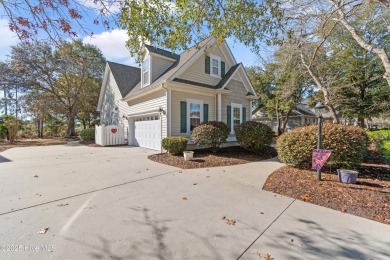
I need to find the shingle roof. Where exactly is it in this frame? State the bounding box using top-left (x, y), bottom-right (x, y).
top-left (173, 63), bottom-right (241, 90)
top-left (107, 61), bottom-right (141, 98)
top-left (215, 63), bottom-right (241, 89)
top-left (145, 45), bottom-right (180, 60)
top-left (123, 36), bottom-right (214, 100)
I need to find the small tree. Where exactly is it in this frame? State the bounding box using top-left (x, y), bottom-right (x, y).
top-left (191, 121), bottom-right (229, 153)
top-left (5, 117), bottom-right (19, 144)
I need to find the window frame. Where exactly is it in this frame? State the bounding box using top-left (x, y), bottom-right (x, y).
top-left (142, 56), bottom-right (150, 87)
top-left (210, 54), bottom-right (221, 78)
top-left (186, 98), bottom-right (204, 134)
top-left (231, 103), bottom-right (242, 134)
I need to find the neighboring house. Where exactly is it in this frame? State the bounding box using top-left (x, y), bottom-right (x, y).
top-left (97, 37), bottom-right (258, 151)
top-left (252, 104), bottom-right (319, 132)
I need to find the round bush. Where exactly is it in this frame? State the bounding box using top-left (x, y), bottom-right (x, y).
top-left (235, 121), bottom-right (274, 154)
top-left (162, 136), bottom-right (188, 155)
top-left (191, 121), bottom-right (229, 152)
top-left (276, 123), bottom-right (368, 166)
top-left (80, 128), bottom-right (95, 141)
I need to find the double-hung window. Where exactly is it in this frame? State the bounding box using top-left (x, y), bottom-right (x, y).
top-left (142, 57), bottom-right (150, 86)
top-left (210, 54), bottom-right (221, 78)
top-left (231, 103), bottom-right (242, 133)
top-left (187, 99), bottom-right (203, 132)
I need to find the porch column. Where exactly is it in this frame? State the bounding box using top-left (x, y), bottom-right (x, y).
top-left (217, 93), bottom-right (222, 121)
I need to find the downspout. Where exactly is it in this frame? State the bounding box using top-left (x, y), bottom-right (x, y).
top-left (161, 83), bottom-right (170, 153)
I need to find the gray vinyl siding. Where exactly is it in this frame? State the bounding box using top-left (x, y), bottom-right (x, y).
top-left (179, 45), bottom-right (231, 86)
top-left (221, 80), bottom-right (251, 126)
top-left (100, 71), bottom-right (131, 128)
top-left (151, 55), bottom-right (175, 83)
top-left (170, 90), bottom-right (216, 137)
top-left (127, 89), bottom-right (167, 138)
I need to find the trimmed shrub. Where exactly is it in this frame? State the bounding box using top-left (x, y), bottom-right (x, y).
top-left (235, 121), bottom-right (274, 154)
top-left (162, 136), bottom-right (188, 155)
top-left (276, 123), bottom-right (368, 166)
top-left (191, 121), bottom-right (229, 152)
top-left (79, 128), bottom-right (95, 141)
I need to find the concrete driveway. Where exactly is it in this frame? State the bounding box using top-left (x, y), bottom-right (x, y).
top-left (0, 144), bottom-right (389, 259)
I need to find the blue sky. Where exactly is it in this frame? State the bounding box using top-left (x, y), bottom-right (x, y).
top-left (0, 4), bottom-right (269, 68)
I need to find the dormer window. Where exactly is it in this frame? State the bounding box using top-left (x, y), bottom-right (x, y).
top-left (210, 54), bottom-right (221, 78)
top-left (142, 57), bottom-right (150, 86)
top-left (205, 54), bottom-right (225, 78)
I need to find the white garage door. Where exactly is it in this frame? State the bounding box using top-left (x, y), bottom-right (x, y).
top-left (134, 117), bottom-right (161, 151)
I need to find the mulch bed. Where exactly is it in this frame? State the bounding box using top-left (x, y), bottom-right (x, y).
top-left (263, 148), bottom-right (390, 224)
top-left (148, 146), bottom-right (277, 169)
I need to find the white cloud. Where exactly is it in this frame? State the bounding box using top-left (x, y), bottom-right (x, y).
top-left (83, 29), bottom-right (138, 67)
top-left (0, 19), bottom-right (19, 61)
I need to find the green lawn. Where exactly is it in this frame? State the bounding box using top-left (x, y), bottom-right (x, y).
top-left (380, 140), bottom-right (390, 163)
top-left (366, 129), bottom-right (390, 142)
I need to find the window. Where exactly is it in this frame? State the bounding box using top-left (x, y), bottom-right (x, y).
top-left (210, 54), bottom-right (221, 78)
top-left (187, 99), bottom-right (203, 132)
top-left (142, 57), bottom-right (150, 86)
top-left (233, 107), bottom-right (241, 127)
top-left (231, 103), bottom-right (242, 133)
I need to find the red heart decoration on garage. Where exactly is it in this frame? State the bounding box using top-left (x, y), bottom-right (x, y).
top-left (111, 128), bottom-right (117, 134)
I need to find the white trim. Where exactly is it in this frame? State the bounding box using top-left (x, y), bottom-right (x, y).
top-left (240, 65), bottom-right (257, 97)
top-left (122, 86), bottom-right (163, 102)
top-left (223, 41), bottom-right (237, 65)
top-left (142, 56), bottom-right (151, 87)
top-left (168, 81), bottom-right (231, 96)
top-left (168, 37), bottom-right (216, 80)
top-left (210, 53), bottom-right (221, 78)
top-left (186, 98), bottom-right (204, 134)
top-left (231, 103), bottom-right (242, 134)
top-left (97, 63), bottom-right (110, 111)
top-left (167, 86), bottom-right (172, 136)
top-left (217, 93), bottom-right (222, 121)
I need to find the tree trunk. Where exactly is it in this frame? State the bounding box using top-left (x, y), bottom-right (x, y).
top-left (331, 1), bottom-right (390, 89)
top-left (66, 111), bottom-right (76, 137)
top-left (281, 110), bottom-right (293, 133)
top-left (300, 52), bottom-right (340, 123)
top-left (358, 118), bottom-right (365, 128)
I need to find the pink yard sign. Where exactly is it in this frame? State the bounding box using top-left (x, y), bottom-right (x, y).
top-left (312, 149), bottom-right (332, 170)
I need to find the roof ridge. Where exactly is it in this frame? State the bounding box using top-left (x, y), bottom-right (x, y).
top-left (178, 36), bottom-right (214, 55)
top-left (107, 61), bottom-right (140, 70)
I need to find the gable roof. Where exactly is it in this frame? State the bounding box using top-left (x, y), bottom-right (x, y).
top-left (123, 36), bottom-right (215, 100)
top-left (252, 104), bottom-right (317, 117)
top-left (107, 61), bottom-right (141, 97)
top-left (145, 45), bottom-right (180, 60)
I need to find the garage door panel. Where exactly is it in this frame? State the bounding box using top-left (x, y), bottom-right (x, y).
top-left (134, 119), bottom-right (161, 151)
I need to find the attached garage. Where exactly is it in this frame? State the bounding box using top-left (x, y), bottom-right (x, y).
top-left (128, 112), bottom-right (162, 151)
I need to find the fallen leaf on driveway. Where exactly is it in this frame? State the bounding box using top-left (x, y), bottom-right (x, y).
top-left (193, 183), bottom-right (197, 185)
top-left (57, 203), bottom-right (69, 207)
top-left (37, 228), bottom-right (49, 234)
top-left (182, 197), bottom-right (187, 200)
top-left (221, 216), bottom-right (226, 220)
top-left (259, 212), bottom-right (264, 215)
top-left (225, 218), bottom-right (236, 225)
top-left (253, 251), bottom-right (261, 258)
top-left (264, 253), bottom-right (273, 260)
top-left (34, 175), bottom-right (39, 178)
top-left (300, 194), bottom-right (313, 202)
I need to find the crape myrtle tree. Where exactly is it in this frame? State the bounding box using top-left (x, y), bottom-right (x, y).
top-left (11, 40), bottom-right (105, 137)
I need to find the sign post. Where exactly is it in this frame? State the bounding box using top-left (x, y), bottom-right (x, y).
top-left (312, 149), bottom-right (332, 180)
